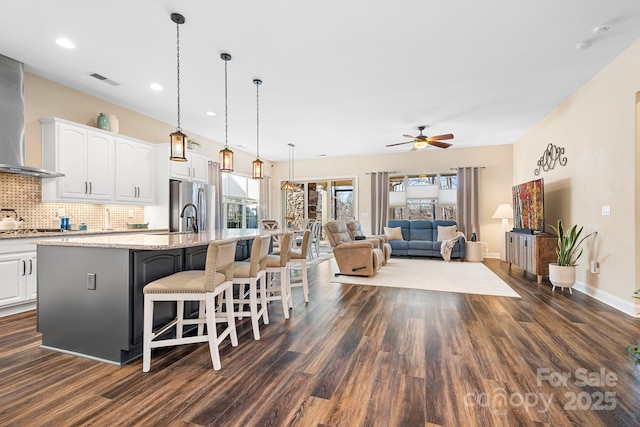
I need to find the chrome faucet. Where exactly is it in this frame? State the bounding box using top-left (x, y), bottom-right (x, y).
top-left (180, 203), bottom-right (199, 233)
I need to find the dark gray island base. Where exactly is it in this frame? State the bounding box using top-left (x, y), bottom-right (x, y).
top-left (36, 230), bottom-right (273, 364)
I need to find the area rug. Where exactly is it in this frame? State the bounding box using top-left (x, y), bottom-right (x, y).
top-left (329, 257), bottom-right (520, 298)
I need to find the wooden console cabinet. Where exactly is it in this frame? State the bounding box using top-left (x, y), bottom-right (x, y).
top-left (505, 232), bottom-right (557, 283)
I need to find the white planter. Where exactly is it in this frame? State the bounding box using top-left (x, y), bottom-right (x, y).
top-left (549, 263), bottom-right (576, 294)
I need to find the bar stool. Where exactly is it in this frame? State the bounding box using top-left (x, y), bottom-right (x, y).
top-left (265, 232), bottom-right (292, 318)
top-left (289, 229), bottom-right (310, 304)
top-left (260, 219), bottom-right (281, 249)
top-left (232, 234), bottom-right (271, 340)
top-left (142, 238), bottom-right (238, 372)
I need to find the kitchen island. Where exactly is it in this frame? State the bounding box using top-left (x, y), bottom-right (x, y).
top-left (36, 229), bottom-right (276, 364)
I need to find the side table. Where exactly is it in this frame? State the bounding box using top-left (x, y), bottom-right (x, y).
top-left (466, 241), bottom-right (484, 262)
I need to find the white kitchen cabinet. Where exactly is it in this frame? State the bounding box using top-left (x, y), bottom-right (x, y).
top-left (0, 240), bottom-right (37, 316)
top-left (41, 118), bottom-right (115, 202)
top-left (170, 150), bottom-right (209, 183)
top-left (115, 138), bottom-right (156, 204)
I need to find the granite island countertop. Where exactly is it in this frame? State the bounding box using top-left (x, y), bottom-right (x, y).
top-left (0, 227), bottom-right (168, 241)
top-left (34, 229), bottom-right (280, 250)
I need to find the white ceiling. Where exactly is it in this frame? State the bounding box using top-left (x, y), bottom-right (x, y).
top-left (2, 1), bottom-right (640, 162)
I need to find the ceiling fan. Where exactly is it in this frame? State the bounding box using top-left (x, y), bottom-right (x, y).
top-left (386, 126), bottom-right (454, 150)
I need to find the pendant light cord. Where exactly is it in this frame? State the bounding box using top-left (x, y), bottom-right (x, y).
top-left (176, 19), bottom-right (181, 131)
top-left (256, 82), bottom-right (260, 159)
top-left (224, 58), bottom-right (229, 149)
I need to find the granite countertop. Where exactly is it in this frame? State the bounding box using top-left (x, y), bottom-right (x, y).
top-left (34, 229), bottom-right (280, 250)
top-left (0, 228), bottom-right (168, 241)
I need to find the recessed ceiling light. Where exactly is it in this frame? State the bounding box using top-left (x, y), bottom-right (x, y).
top-left (576, 40), bottom-right (592, 51)
top-left (55, 38), bottom-right (75, 49)
top-left (315, 153), bottom-right (327, 157)
top-left (206, 111), bottom-right (216, 116)
top-left (150, 83), bottom-right (163, 91)
top-left (594, 24), bottom-right (610, 35)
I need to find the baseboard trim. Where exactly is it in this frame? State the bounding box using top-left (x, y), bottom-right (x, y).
top-left (0, 301), bottom-right (36, 318)
top-left (572, 281), bottom-right (640, 317)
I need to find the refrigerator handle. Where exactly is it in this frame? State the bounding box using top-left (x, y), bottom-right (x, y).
top-left (197, 187), bottom-right (204, 231)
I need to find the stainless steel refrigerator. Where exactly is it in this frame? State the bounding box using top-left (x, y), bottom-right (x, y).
top-left (169, 180), bottom-right (215, 232)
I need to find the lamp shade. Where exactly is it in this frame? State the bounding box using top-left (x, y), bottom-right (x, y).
top-left (492, 203), bottom-right (513, 219)
top-left (169, 130), bottom-right (188, 162)
top-left (252, 158), bottom-right (264, 179)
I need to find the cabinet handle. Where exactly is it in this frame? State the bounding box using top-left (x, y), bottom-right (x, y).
top-left (29, 259), bottom-right (33, 275)
top-left (84, 181), bottom-right (88, 194)
top-left (137, 187), bottom-right (140, 198)
top-left (192, 168), bottom-right (196, 178)
top-left (22, 260), bottom-right (26, 276)
top-left (89, 182), bottom-right (93, 194)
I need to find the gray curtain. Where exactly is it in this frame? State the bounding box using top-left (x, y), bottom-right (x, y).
top-left (209, 162), bottom-right (224, 230)
top-left (259, 175), bottom-right (271, 221)
top-left (370, 172), bottom-right (389, 235)
top-left (456, 167), bottom-right (480, 240)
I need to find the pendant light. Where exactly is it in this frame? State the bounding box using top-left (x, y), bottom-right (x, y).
top-left (169, 13), bottom-right (187, 162)
top-left (281, 143), bottom-right (301, 191)
top-left (252, 79), bottom-right (264, 179)
top-left (219, 53), bottom-right (234, 172)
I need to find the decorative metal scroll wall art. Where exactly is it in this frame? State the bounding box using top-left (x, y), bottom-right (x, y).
top-left (534, 143), bottom-right (567, 175)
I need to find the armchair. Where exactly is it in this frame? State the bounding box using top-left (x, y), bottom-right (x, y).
top-left (325, 220), bottom-right (383, 277)
top-left (346, 220), bottom-right (392, 262)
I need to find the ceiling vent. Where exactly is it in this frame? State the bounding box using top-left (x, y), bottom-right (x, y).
top-left (88, 72), bottom-right (121, 86)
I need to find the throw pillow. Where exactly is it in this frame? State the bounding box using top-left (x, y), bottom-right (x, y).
top-left (437, 225), bottom-right (458, 241)
top-left (384, 226), bottom-right (404, 241)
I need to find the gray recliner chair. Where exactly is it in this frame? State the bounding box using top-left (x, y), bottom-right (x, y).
top-left (325, 220), bottom-right (383, 277)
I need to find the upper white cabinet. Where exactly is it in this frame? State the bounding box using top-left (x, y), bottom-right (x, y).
top-left (115, 137), bottom-right (156, 204)
top-left (41, 118), bottom-right (115, 202)
top-left (170, 150), bottom-right (209, 183)
top-left (41, 118), bottom-right (157, 205)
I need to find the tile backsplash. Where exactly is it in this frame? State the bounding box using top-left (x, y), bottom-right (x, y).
top-left (1, 174), bottom-right (145, 230)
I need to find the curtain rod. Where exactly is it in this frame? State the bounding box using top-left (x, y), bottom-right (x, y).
top-left (365, 171), bottom-right (397, 175)
top-left (450, 166), bottom-right (486, 170)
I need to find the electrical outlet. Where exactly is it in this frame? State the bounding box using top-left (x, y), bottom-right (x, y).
top-left (57, 208), bottom-right (65, 217)
top-left (87, 273), bottom-right (96, 290)
top-left (591, 261), bottom-right (599, 274)
top-left (602, 205), bottom-right (611, 216)
top-left (128, 210), bottom-right (134, 218)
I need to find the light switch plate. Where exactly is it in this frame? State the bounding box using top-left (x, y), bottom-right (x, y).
top-left (602, 205), bottom-right (611, 216)
top-left (87, 273), bottom-right (96, 290)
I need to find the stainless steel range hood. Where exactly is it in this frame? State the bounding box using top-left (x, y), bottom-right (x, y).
top-left (0, 54), bottom-right (63, 178)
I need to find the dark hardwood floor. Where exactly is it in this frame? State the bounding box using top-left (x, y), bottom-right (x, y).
top-left (1, 258), bottom-right (640, 426)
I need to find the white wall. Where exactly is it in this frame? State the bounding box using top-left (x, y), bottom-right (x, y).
top-left (513, 39), bottom-right (640, 314)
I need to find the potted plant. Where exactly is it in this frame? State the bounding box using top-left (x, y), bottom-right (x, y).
top-left (548, 219), bottom-right (596, 294)
top-left (187, 139), bottom-right (200, 150)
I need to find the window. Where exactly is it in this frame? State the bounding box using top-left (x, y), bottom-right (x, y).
top-left (222, 173), bottom-right (260, 230)
top-left (389, 172), bottom-right (457, 220)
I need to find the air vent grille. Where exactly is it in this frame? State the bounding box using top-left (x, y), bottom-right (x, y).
top-left (88, 72), bottom-right (121, 86)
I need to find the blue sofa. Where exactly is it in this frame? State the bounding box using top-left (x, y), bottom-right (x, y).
top-left (386, 220), bottom-right (466, 260)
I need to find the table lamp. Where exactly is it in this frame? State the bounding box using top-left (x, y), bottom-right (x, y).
top-left (492, 203), bottom-right (513, 261)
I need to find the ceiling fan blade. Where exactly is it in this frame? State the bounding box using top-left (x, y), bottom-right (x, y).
top-left (403, 134), bottom-right (417, 139)
top-left (385, 141), bottom-right (415, 147)
top-left (428, 140), bottom-right (452, 149)
top-left (427, 133), bottom-right (454, 141)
